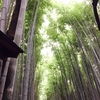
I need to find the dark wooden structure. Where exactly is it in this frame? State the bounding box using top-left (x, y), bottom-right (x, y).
top-left (0, 30), bottom-right (23, 60)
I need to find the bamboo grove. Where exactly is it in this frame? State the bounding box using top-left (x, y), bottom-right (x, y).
top-left (0, 0), bottom-right (100, 100)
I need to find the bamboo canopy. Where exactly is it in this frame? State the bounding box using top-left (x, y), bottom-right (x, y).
top-left (0, 30), bottom-right (23, 60)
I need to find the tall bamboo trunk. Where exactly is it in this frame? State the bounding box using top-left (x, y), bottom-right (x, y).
top-left (18, 32), bottom-right (25, 100)
top-left (0, 0), bottom-right (8, 79)
top-left (22, 0), bottom-right (40, 100)
top-left (2, 0), bottom-right (28, 100)
top-left (0, 0), bottom-right (10, 100)
top-left (0, 0), bottom-right (8, 32)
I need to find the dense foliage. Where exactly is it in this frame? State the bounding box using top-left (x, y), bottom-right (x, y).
top-left (1, 0), bottom-right (100, 100)
top-left (20, 0), bottom-right (100, 100)
top-left (32, 0), bottom-right (100, 100)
